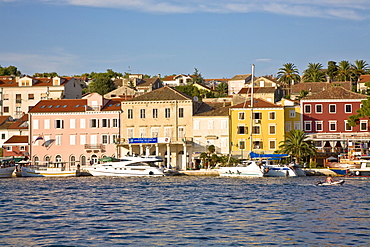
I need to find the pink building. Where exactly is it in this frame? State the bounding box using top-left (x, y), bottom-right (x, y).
top-left (28, 93), bottom-right (123, 168)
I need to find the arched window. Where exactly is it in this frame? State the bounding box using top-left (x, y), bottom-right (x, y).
top-left (70, 155), bottom-right (76, 167)
top-left (91, 154), bottom-right (98, 165)
top-left (80, 155), bottom-right (86, 166)
top-left (33, 156), bottom-right (39, 166)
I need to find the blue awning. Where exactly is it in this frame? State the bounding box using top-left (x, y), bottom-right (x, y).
top-left (250, 152), bottom-right (289, 159)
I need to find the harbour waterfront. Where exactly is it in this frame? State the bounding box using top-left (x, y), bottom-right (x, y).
top-left (1, 176), bottom-right (369, 246)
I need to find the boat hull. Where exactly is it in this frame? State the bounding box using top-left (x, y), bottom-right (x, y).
top-left (0, 166), bottom-right (15, 178)
top-left (21, 167), bottom-right (77, 177)
top-left (216, 162), bottom-right (264, 177)
top-left (316, 180), bottom-right (345, 186)
top-left (85, 168), bottom-right (164, 177)
top-left (264, 166), bottom-right (297, 177)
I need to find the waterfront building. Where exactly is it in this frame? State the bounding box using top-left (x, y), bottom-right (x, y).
top-left (0, 75), bottom-right (83, 119)
top-left (300, 86), bottom-right (368, 166)
top-left (192, 102), bottom-right (231, 158)
top-left (28, 93), bottom-right (123, 167)
top-left (277, 99), bottom-right (301, 135)
top-left (229, 98), bottom-right (285, 158)
top-left (116, 86), bottom-right (196, 170)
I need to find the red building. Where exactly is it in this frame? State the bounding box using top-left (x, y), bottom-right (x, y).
top-left (3, 135), bottom-right (29, 157)
top-left (300, 87), bottom-right (369, 165)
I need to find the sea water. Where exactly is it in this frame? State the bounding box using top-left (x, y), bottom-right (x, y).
top-left (0, 176), bottom-right (369, 246)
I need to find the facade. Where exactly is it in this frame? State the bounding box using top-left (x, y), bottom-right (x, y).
top-left (28, 93), bottom-right (122, 168)
top-left (192, 102), bottom-right (231, 156)
top-left (357, 75), bottom-right (370, 94)
top-left (230, 98), bottom-right (285, 158)
top-left (227, 74), bottom-right (252, 95)
top-left (117, 86), bottom-right (196, 170)
top-left (301, 87), bottom-right (368, 165)
top-left (0, 76), bottom-right (83, 119)
top-left (277, 99), bottom-right (301, 135)
top-left (2, 135), bottom-right (29, 157)
top-left (162, 74), bottom-right (193, 87)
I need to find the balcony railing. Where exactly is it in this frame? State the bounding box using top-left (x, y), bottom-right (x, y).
top-left (84, 144), bottom-right (105, 152)
top-left (115, 137), bottom-right (193, 145)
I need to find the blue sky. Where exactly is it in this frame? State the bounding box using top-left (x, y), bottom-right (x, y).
top-left (1, 0), bottom-right (369, 78)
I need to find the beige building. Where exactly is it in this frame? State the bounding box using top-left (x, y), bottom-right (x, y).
top-left (0, 76), bottom-right (82, 119)
top-left (117, 86), bottom-right (197, 170)
top-left (227, 74), bottom-right (252, 95)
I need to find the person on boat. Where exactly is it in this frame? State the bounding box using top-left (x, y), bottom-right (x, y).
top-left (325, 175), bottom-right (334, 183)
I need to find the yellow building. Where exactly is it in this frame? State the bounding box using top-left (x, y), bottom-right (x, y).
top-left (278, 98), bottom-right (301, 135)
top-left (230, 98), bottom-right (285, 158)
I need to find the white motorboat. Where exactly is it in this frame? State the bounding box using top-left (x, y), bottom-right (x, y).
top-left (216, 161), bottom-right (265, 177)
top-left (85, 156), bottom-right (165, 177)
top-left (20, 161), bottom-right (78, 177)
top-left (263, 164), bottom-right (298, 177)
top-left (0, 166), bottom-right (15, 178)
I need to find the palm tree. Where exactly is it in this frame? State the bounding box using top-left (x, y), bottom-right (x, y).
top-left (352, 60), bottom-right (369, 83)
top-left (216, 82), bottom-right (228, 97)
top-left (326, 61), bottom-right (338, 82)
top-left (277, 129), bottom-right (317, 164)
top-left (302, 63), bottom-right (326, 82)
top-left (336, 60), bottom-right (352, 82)
top-left (277, 63), bottom-right (301, 96)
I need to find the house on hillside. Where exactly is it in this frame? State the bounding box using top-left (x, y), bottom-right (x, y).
top-left (227, 74), bottom-right (252, 95)
top-left (162, 74), bottom-right (193, 87)
top-left (357, 75), bottom-right (370, 94)
top-left (291, 81), bottom-right (352, 100)
top-left (2, 135), bottom-right (29, 157)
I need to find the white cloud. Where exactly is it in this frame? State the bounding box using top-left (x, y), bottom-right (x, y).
top-left (4, 0), bottom-right (370, 20)
top-left (255, 58), bottom-right (272, 62)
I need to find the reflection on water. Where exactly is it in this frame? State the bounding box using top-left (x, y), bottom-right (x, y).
top-left (0, 176), bottom-right (369, 246)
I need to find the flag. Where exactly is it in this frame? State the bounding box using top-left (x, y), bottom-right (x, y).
top-left (33, 135), bottom-right (43, 143)
top-left (42, 139), bottom-right (55, 148)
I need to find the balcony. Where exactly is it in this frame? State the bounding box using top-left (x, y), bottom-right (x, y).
top-left (84, 144), bottom-right (105, 152)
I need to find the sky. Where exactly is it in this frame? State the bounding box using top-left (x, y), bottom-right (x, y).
top-left (0, 0), bottom-right (369, 79)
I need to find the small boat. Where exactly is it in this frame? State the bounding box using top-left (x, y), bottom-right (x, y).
top-left (216, 161), bottom-right (265, 177)
top-left (263, 164), bottom-right (298, 177)
top-left (348, 160), bottom-right (370, 177)
top-left (316, 180), bottom-right (345, 186)
top-left (85, 155), bottom-right (165, 177)
top-left (0, 158), bottom-right (17, 178)
top-left (21, 161), bottom-right (78, 177)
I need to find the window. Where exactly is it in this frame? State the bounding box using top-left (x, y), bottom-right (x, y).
top-left (269, 125), bottom-right (276, 135)
top-left (178, 127), bottom-right (185, 138)
top-left (3, 107), bottom-right (9, 113)
top-left (56, 135), bottom-right (62, 145)
top-left (151, 127), bottom-right (159, 137)
top-left (90, 119), bottom-right (98, 128)
top-left (3, 94), bottom-right (9, 100)
top-left (128, 109), bottom-right (133, 119)
top-left (304, 105), bottom-right (311, 114)
top-left (221, 137), bottom-right (228, 147)
top-left (316, 104), bottom-right (322, 113)
top-left (194, 120), bottom-right (200, 130)
top-left (1, 134), bottom-right (5, 140)
top-left (221, 120), bottom-right (227, 129)
top-left (140, 127), bottom-right (147, 137)
top-left (80, 135), bottom-right (86, 145)
top-left (329, 104), bottom-right (336, 113)
top-left (165, 108), bottom-right (170, 118)
top-left (112, 134), bottom-right (118, 144)
top-left (239, 141), bottom-right (245, 149)
top-left (102, 135), bottom-right (109, 144)
top-left (294, 122), bottom-right (300, 130)
top-left (253, 112), bottom-right (262, 120)
top-left (304, 121), bottom-right (312, 131)
top-left (70, 119), bottom-right (76, 129)
top-left (238, 112), bottom-right (245, 120)
top-left (80, 119), bottom-right (86, 129)
top-left (360, 121), bottom-right (368, 131)
top-left (55, 120), bottom-right (64, 129)
top-left (6, 146), bottom-right (12, 151)
top-left (164, 127), bottom-right (172, 138)
top-left (345, 121), bottom-right (352, 131)
top-left (269, 112), bottom-right (276, 120)
top-left (253, 141), bottom-right (262, 149)
top-left (70, 156), bottom-right (76, 167)
top-left (140, 109), bottom-right (146, 118)
top-left (70, 135), bottom-right (76, 145)
top-left (44, 119), bottom-right (50, 129)
top-left (153, 109), bottom-right (158, 118)
top-left (127, 128), bottom-right (134, 138)
top-left (269, 140), bottom-right (276, 150)
top-left (208, 120), bottom-right (214, 129)
top-left (80, 155), bottom-right (86, 166)
top-left (15, 94), bottom-right (21, 103)
top-left (33, 119), bottom-right (39, 129)
top-left (28, 94), bottom-right (34, 100)
top-left (252, 126), bottom-right (260, 135)
top-left (102, 118), bottom-right (109, 128)
top-left (329, 121), bottom-right (336, 131)
top-left (237, 125), bottom-right (247, 134)
top-left (316, 121), bottom-right (323, 131)
top-left (20, 146), bottom-right (26, 151)
top-left (179, 108), bottom-right (184, 118)
top-left (345, 104), bottom-right (352, 113)
top-left (285, 122), bottom-right (292, 132)
top-left (112, 118), bottom-right (119, 128)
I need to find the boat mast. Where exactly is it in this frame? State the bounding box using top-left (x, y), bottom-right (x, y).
top-left (249, 64), bottom-right (255, 156)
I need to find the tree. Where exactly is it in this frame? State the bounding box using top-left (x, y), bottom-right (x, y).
top-left (191, 68), bottom-right (204, 85)
top-left (326, 61), bottom-right (338, 82)
top-left (215, 82), bottom-right (228, 97)
top-left (348, 98), bottom-right (370, 127)
top-left (277, 63), bottom-right (300, 96)
top-left (336, 60), bottom-right (352, 82)
top-left (277, 129), bottom-right (317, 164)
top-left (0, 65), bottom-right (21, 76)
top-left (352, 60), bottom-right (369, 83)
top-left (89, 74), bottom-right (116, 95)
top-left (297, 90), bottom-right (309, 100)
top-left (33, 72), bottom-right (59, 77)
top-left (302, 63), bottom-right (326, 82)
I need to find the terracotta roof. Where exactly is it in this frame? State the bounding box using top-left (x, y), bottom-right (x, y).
top-left (0, 116), bottom-right (12, 125)
top-left (127, 86), bottom-right (192, 101)
top-left (194, 102), bottom-right (231, 116)
top-left (291, 82), bottom-right (352, 94)
top-left (162, 75), bottom-right (176, 81)
top-left (101, 99), bottom-right (124, 111)
top-left (8, 114), bottom-right (28, 129)
top-left (136, 78), bottom-right (160, 87)
top-left (231, 98), bottom-right (281, 108)
top-left (230, 74), bottom-right (252, 80)
top-left (0, 121), bottom-right (15, 130)
top-left (28, 99), bottom-right (88, 113)
top-left (4, 135), bottom-right (28, 144)
top-left (0, 76), bottom-right (73, 87)
top-left (302, 86), bottom-right (367, 100)
top-left (238, 87), bottom-right (276, 94)
top-left (359, 75), bottom-right (370, 83)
